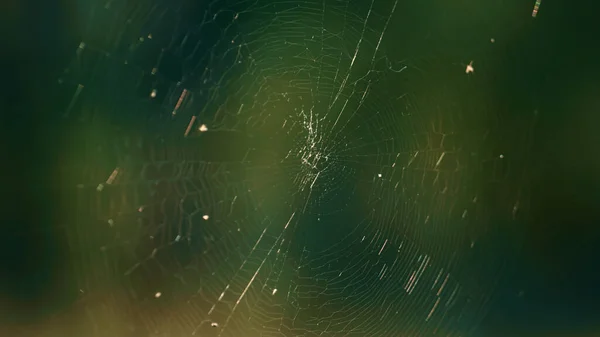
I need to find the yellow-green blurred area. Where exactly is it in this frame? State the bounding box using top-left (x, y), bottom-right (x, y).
top-left (2, 0), bottom-right (600, 336)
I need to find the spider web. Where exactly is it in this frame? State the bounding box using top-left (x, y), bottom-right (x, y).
top-left (57, 0), bottom-right (537, 336)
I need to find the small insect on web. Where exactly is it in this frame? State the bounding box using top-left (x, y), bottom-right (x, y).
top-left (531, 0), bottom-right (542, 18)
